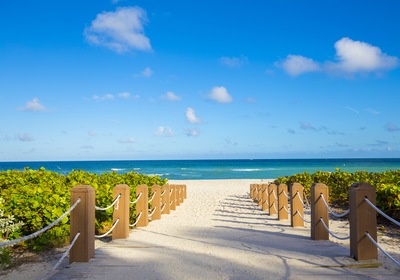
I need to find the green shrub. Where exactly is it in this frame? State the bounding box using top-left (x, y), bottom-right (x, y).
top-left (0, 168), bottom-right (167, 250)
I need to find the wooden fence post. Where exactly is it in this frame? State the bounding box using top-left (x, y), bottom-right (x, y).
top-left (261, 184), bottom-right (269, 212)
top-left (112, 184), bottom-right (130, 240)
top-left (170, 185), bottom-right (177, 211)
top-left (135, 184), bottom-right (149, 227)
top-left (268, 183), bottom-right (278, 215)
top-left (349, 182), bottom-right (377, 261)
top-left (278, 183), bottom-right (289, 220)
top-left (311, 183), bottom-right (329, 240)
top-left (179, 185), bottom-right (184, 204)
top-left (257, 184), bottom-right (263, 207)
top-left (70, 185), bottom-right (95, 263)
top-left (161, 184), bottom-right (170, 214)
top-left (150, 185), bottom-right (161, 221)
top-left (291, 183), bottom-right (304, 227)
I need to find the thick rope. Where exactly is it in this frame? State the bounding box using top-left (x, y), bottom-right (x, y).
top-left (148, 191), bottom-right (157, 203)
top-left (130, 212), bottom-right (143, 227)
top-left (364, 198), bottom-right (400, 227)
top-left (148, 206), bottom-right (157, 218)
top-left (130, 192), bottom-right (142, 204)
top-left (160, 202), bottom-right (167, 212)
top-left (320, 194), bottom-right (350, 218)
top-left (271, 202), bottom-right (278, 213)
top-left (282, 190), bottom-right (291, 199)
top-left (283, 205), bottom-right (290, 214)
top-left (295, 210), bottom-right (310, 223)
top-left (319, 218), bottom-right (350, 240)
top-left (95, 219), bottom-right (119, 238)
top-left (0, 198), bottom-right (81, 248)
top-left (271, 189), bottom-right (278, 200)
top-left (41, 232), bottom-right (81, 280)
top-left (160, 190), bottom-right (166, 197)
top-left (295, 192), bottom-right (309, 209)
top-left (95, 194), bottom-right (121, 211)
top-left (365, 232), bottom-right (400, 267)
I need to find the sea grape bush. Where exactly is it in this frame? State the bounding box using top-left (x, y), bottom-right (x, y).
top-left (0, 168), bottom-right (167, 250)
top-left (275, 169), bottom-right (400, 219)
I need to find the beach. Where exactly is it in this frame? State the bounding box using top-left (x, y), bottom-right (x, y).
top-left (2, 179), bottom-right (399, 279)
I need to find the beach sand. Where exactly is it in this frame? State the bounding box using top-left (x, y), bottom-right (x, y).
top-left (2, 179), bottom-right (399, 279)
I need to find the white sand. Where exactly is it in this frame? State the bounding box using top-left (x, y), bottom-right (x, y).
top-left (2, 179), bottom-right (399, 280)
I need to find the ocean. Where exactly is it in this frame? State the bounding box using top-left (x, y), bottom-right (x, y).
top-left (0, 158), bottom-right (399, 180)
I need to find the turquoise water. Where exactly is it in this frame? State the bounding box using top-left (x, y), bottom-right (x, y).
top-left (0, 159), bottom-right (399, 180)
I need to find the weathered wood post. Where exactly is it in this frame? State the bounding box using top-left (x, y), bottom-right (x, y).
top-left (250, 184), bottom-right (254, 199)
top-left (175, 185), bottom-right (181, 207)
top-left (257, 184), bottom-right (263, 207)
top-left (135, 184), bottom-right (149, 227)
top-left (252, 184), bottom-right (258, 202)
top-left (150, 185), bottom-right (161, 221)
top-left (349, 182), bottom-right (377, 261)
top-left (291, 183), bottom-right (304, 227)
top-left (179, 185), bottom-right (184, 204)
top-left (261, 184), bottom-right (269, 212)
top-left (311, 183), bottom-right (329, 240)
top-left (70, 185), bottom-right (95, 263)
top-left (268, 183), bottom-right (278, 215)
top-left (183, 184), bottom-right (187, 199)
top-left (161, 184), bottom-right (170, 214)
top-left (170, 184), bottom-right (177, 211)
top-left (112, 184), bottom-right (130, 240)
top-left (278, 183), bottom-right (289, 220)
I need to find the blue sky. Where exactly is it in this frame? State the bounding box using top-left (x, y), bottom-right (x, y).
top-left (1, 0), bottom-right (400, 161)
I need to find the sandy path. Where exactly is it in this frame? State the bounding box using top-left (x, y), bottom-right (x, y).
top-left (2, 179), bottom-right (399, 280)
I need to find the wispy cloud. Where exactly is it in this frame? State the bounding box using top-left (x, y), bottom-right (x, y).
top-left (17, 133), bottom-right (34, 142)
top-left (278, 37), bottom-right (399, 76)
top-left (185, 128), bottom-right (199, 137)
top-left (385, 122), bottom-right (400, 132)
top-left (219, 56), bottom-right (248, 68)
top-left (84, 7), bottom-right (151, 53)
top-left (162, 91), bottom-right (181, 101)
top-left (154, 126), bottom-right (174, 137)
top-left (118, 137), bottom-right (135, 143)
top-left (185, 107), bottom-right (201, 124)
top-left (345, 106), bottom-right (359, 114)
top-left (208, 86), bottom-right (233, 103)
top-left (92, 92), bottom-right (138, 101)
top-left (18, 97), bottom-right (47, 112)
top-left (92, 94), bottom-right (114, 101)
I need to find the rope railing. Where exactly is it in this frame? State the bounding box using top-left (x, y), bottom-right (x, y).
top-left (130, 211), bottom-right (143, 227)
top-left (282, 190), bottom-right (291, 200)
top-left (148, 191), bottom-right (157, 203)
top-left (161, 190), bottom-right (166, 196)
top-left (365, 232), bottom-right (400, 267)
top-left (283, 205), bottom-right (290, 214)
top-left (160, 203), bottom-right (167, 213)
top-left (95, 218), bottom-right (120, 238)
top-left (271, 202), bottom-right (278, 213)
top-left (0, 198), bottom-right (81, 248)
top-left (130, 192), bottom-right (143, 204)
top-left (296, 192), bottom-right (309, 209)
top-left (272, 189), bottom-right (278, 200)
top-left (149, 206), bottom-right (157, 218)
top-left (295, 210), bottom-right (310, 223)
top-left (95, 194), bottom-right (121, 211)
top-left (364, 198), bottom-right (400, 227)
top-left (319, 218), bottom-right (350, 240)
top-left (41, 232), bottom-right (81, 280)
top-left (320, 194), bottom-right (350, 218)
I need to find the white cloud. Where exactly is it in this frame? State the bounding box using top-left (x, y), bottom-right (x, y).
top-left (385, 122), bottom-right (400, 132)
top-left (18, 133), bottom-right (34, 142)
top-left (185, 107), bottom-right (201, 124)
top-left (84, 7), bottom-right (151, 53)
top-left (278, 37), bottom-right (398, 76)
top-left (118, 92), bottom-right (130, 98)
top-left (280, 55), bottom-right (320, 76)
top-left (155, 126), bottom-right (174, 137)
top-left (331, 37), bottom-right (398, 73)
top-left (208, 86), bottom-right (233, 103)
top-left (118, 137), bottom-right (135, 143)
top-left (219, 56), bottom-right (248, 68)
top-left (18, 97), bottom-right (47, 112)
top-left (141, 67), bottom-right (153, 77)
top-left (162, 91), bottom-right (181, 101)
top-left (185, 128), bottom-right (199, 137)
top-left (92, 94), bottom-right (114, 101)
